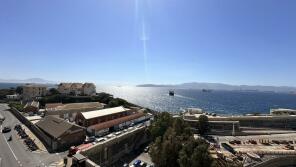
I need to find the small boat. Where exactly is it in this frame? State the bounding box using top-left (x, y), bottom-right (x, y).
top-left (169, 90), bottom-right (174, 96)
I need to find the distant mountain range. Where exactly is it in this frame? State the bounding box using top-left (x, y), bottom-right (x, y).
top-left (137, 82), bottom-right (296, 93)
top-left (0, 78), bottom-right (56, 84)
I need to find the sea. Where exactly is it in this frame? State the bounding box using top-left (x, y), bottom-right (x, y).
top-left (97, 86), bottom-right (296, 115)
top-left (1, 83), bottom-right (296, 115)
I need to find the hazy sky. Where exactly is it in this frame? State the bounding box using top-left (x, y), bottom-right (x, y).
top-left (0, 0), bottom-right (296, 86)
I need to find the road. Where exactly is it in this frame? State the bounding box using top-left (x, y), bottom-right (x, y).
top-left (0, 103), bottom-right (65, 167)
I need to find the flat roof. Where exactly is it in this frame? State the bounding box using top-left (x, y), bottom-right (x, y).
top-left (81, 106), bottom-right (130, 120)
top-left (46, 102), bottom-right (104, 111)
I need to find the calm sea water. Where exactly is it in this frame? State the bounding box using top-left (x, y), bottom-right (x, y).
top-left (97, 86), bottom-right (296, 115)
top-left (1, 83), bottom-right (296, 115)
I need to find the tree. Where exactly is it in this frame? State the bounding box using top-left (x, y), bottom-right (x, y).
top-left (178, 138), bottom-right (214, 167)
top-left (149, 112), bottom-right (173, 140)
top-left (149, 113), bottom-right (217, 167)
top-left (198, 115), bottom-right (210, 135)
top-left (15, 86), bottom-right (23, 94)
top-left (150, 128), bottom-right (182, 167)
top-left (49, 88), bottom-right (60, 95)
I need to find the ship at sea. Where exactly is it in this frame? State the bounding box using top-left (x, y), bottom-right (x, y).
top-left (169, 90), bottom-right (175, 96)
top-left (202, 89), bottom-right (212, 93)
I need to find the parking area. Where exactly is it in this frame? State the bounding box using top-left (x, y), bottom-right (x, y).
top-left (128, 151), bottom-right (154, 167)
top-left (0, 103), bottom-right (66, 167)
top-left (85, 121), bottom-right (148, 146)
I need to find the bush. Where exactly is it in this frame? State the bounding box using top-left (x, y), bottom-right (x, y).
top-left (9, 102), bottom-right (24, 112)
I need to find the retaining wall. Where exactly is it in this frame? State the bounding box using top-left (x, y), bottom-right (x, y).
top-left (82, 127), bottom-right (150, 167)
top-left (254, 156), bottom-right (296, 167)
top-left (10, 107), bottom-right (52, 150)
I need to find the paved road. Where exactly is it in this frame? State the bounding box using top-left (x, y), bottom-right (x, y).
top-left (0, 103), bottom-right (65, 167)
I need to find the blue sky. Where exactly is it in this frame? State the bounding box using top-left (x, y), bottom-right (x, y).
top-left (0, 0), bottom-right (296, 86)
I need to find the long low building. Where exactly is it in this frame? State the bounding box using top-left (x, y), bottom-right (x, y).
top-left (75, 106), bottom-right (132, 127)
top-left (184, 111), bottom-right (296, 130)
top-left (36, 116), bottom-right (86, 151)
top-left (45, 102), bottom-right (104, 121)
top-left (87, 112), bottom-right (148, 136)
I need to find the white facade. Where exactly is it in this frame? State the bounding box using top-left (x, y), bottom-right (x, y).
top-left (57, 82), bottom-right (96, 96)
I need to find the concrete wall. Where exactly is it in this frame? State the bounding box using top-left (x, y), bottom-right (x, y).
top-left (82, 127), bottom-right (150, 167)
top-left (10, 107), bottom-right (53, 150)
top-left (184, 115), bottom-right (296, 129)
top-left (253, 156), bottom-right (296, 167)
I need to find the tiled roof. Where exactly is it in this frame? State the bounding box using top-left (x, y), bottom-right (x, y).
top-left (36, 116), bottom-right (84, 139)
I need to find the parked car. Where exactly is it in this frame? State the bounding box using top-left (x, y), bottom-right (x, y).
top-left (84, 136), bottom-right (96, 144)
top-left (133, 160), bottom-right (141, 166)
top-left (140, 161), bottom-right (146, 167)
top-left (96, 138), bottom-right (106, 143)
top-left (2, 126), bottom-right (11, 133)
top-left (144, 146), bottom-right (150, 153)
top-left (115, 132), bottom-right (122, 136)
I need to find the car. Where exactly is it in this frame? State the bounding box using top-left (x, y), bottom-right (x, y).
top-left (2, 126), bottom-right (11, 133)
top-left (96, 138), bottom-right (106, 143)
top-left (133, 160), bottom-right (141, 166)
top-left (123, 163), bottom-right (128, 167)
top-left (107, 134), bottom-right (115, 139)
top-left (123, 129), bottom-right (128, 133)
top-left (84, 136), bottom-right (96, 144)
top-left (144, 146), bottom-right (150, 153)
top-left (140, 161), bottom-right (146, 166)
top-left (115, 132), bottom-right (122, 136)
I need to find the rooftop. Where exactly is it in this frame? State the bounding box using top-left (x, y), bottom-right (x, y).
top-left (36, 116), bottom-right (84, 139)
top-left (23, 84), bottom-right (47, 88)
top-left (81, 106), bottom-right (130, 120)
top-left (46, 102), bottom-right (104, 111)
top-left (88, 112), bottom-right (145, 131)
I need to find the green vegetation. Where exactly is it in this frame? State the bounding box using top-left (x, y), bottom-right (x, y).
top-left (15, 86), bottom-right (23, 94)
top-left (149, 112), bottom-right (215, 167)
top-left (0, 88), bottom-right (16, 100)
top-left (198, 115), bottom-right (210, 135)
top-left (39, 92), bottom-right (136, 108)
top-left (48, 88), bottom-right (60, 95)
top-left (8, 102), bottom-right (24, 111)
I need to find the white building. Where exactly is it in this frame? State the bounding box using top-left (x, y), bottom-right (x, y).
top-left (57, 83), bottom-right (96, 96)
top-left (22, 84), bottom-right (47, 101)
top-left (270, 108), bottom-right (296, 115)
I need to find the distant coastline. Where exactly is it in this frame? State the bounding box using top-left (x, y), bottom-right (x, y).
top-left (137, 82), bottom-right (296, 93)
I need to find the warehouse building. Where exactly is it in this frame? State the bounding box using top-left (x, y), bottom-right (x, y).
top-left (45, 102), bottom-right (104, 121)
top-left (75, 106), bottom-right (132, 127)
top-left (36, 116), bottom-right (86, 151)
top-left (87, 112), bottom-right (148, 136)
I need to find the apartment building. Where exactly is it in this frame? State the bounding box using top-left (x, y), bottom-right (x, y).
top-left (22, 84), bottom-right (47, 101)
top-left (58, 83), bottom-right (96, 96)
